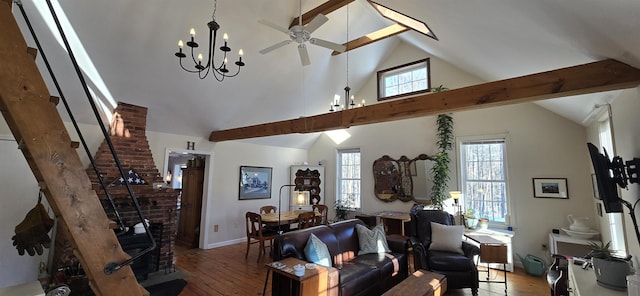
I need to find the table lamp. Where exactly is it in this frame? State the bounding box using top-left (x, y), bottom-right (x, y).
top-left (449, 191), bottom-right (463, 225)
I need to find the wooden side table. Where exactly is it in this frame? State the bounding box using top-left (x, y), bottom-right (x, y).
top-left (265, 257), bottom-right (338, 296)
top-left (466, 234), bottom-right (508, 295)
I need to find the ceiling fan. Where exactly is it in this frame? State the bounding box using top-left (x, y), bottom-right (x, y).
top-left (258, 0), bottom-right (346, 66)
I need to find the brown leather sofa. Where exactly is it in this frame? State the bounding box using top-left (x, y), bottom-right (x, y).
top-left (272, 219), bottom-right (409, 296)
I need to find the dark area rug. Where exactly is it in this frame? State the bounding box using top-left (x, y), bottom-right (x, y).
top-left (144, 279), bottom-right (187, 296)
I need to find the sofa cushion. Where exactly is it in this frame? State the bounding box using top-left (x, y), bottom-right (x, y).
top-left (337, 261), bottom-right (379, 296)
top-left (356, 224), bottom-right (391, 255)
top-left (353, 252), bottom-right (404, 277)
top-left (429, 250), bottom-right (477, 271)
top-left (304, 233), bottom-right (332, 266)
top-left (275, 225), bottom-right (341, 261)
top-left (429, 221), bottom-right (464, 254)
top-left (331, 219), bottom-right (362, 252)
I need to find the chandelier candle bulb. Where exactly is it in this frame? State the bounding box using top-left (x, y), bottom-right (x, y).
top-left (178, 40), bottom-right (183, 48)
top-left (239, 49), bottom-right (244, 56)
top-left (189, 28), bottom-right (195, 36)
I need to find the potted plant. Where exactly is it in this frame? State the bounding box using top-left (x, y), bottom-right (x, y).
top-left (334, 200), bottom-right (349, 221)
top-left (587, 241), bottom-right (632, 290)
top-left (478, 218), bottom-right (489, 230)
top-left (429, 85), bottom-right (454, 209)
top-left (463, 209), bottom-right (478, 229)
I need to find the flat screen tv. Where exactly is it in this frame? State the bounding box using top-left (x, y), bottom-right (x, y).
top-left (587, 143), bottom-right (623, 213)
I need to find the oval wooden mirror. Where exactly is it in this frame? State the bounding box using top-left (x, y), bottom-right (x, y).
top-left (373, 154), bottom-right (436, 202)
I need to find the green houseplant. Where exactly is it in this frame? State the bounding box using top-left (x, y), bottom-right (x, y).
top-left (587, 241), bottom-right (632, 290)
top-left (334, 200), bottom-right (349, 221)
top-left (463, 209), bottom-right (478, 229)
top-left (430, 85), bottom-right (454, 209)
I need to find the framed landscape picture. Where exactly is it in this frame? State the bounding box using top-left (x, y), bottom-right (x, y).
top-left (239, 166), bottom-right (272, 200)
top-left (533, 178), bottom-right (568, 199)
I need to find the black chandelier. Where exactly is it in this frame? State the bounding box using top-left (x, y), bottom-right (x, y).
top-left (174, 0), bottom-right (245, 81)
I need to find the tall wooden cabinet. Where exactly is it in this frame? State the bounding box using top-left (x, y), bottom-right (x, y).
top-left (177, 166), bottom-right (204, 248)
top-left (290, 165), bottom-right (324, 211)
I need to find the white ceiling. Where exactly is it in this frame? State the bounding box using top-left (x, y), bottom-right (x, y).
top-left (12, 0), bottom-right (640, 148)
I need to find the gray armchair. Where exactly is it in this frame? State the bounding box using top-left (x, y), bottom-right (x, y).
top-left (410, 209), bottom-right (480, 296)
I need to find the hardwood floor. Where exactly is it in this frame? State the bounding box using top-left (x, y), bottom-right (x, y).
top-left (175, 243), bottom-right (549, 295)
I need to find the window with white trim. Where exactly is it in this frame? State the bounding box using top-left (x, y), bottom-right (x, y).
top-left (377, 59), bottom-right (430, 100)
top-left (598, 115), bottom-right (626, 254)
top-left (458, 137), bottom-right (510, 225)
top-left (337, 148), bottom-right (361, 209)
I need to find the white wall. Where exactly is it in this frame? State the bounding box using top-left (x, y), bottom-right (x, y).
top-left (0, 136), bottom-right (43, 287)
top-left (205, 141), bottom-right (307, 247)
top-left (309, 42), bottom-right (597, 262)
top-left (310, 102), bottom-right (596, 261)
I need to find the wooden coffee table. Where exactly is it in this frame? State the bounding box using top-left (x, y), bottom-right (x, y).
top-left (382, 269), bottom-right (447, 296)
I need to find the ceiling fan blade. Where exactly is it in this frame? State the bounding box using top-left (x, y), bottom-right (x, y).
top-left (259, 40), bottom-right (292, 54)
top-left (309, 38), bottom-right (346, 52)
top-left (305, 14), bottom-right (328, 34)
top-left (258, 19), bottom-right (291, 34)
top-left (298, 44), bottom-right (310, 66)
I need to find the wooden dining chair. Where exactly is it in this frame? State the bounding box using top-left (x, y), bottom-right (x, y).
top-left (312, 204), bottom-right (328, 225)
top-left (245, 211), bottom-right (278, 262)
top-left (296, 211), bottom-right (318, 230)
top-left (260, 205), bottom-right (277, 214)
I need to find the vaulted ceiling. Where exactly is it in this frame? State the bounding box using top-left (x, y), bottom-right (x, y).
top-left (12, 0), bottom-right (640, 148)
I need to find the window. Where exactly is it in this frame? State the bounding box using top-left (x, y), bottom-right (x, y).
top-left (377, 59), bottom-right (430, 101)
top-left (458, 136), bottom-right (510, 225)
top-left (598, 115), bottom-right (626, 254)
top-left (337, 148), bottom-right (361, 209)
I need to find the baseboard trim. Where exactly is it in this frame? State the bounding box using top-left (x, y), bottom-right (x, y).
top-left (206, 238), bottom-right (245, 249)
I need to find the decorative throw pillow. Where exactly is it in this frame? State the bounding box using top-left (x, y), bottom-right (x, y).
top-left (429, 221), bottom-right (464, 254)
top-left (356, 224), bottom-right (391, 255)
top-left (304, 234), bottom-right (332, 266)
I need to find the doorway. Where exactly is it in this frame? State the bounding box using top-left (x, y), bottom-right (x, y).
top-left (164, 148), bottom-right (211, 250)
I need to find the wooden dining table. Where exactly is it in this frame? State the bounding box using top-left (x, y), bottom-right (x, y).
top-left (261, 210), bottom-right (321, 227)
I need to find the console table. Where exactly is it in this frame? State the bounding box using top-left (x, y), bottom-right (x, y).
top-left (548, 233), bottom-right (600, 258)
top-left (569, 259), bottom-right (625, 296)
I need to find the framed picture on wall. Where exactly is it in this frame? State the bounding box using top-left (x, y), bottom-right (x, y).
top-left (239, 166), bottom-right (272, 200)
top-left (533, 178), bottom-right (568, 199)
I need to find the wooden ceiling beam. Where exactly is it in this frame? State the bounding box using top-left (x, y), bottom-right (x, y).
top-left (289, 0), bottom-right (355, 28)
top-left (210, 59), bottom-right (640, 142)
top-left (332, 23), bottom-right (410, 55)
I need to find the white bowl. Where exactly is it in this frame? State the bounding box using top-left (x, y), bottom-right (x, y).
top-left (561, 227), bottom-right (599, 240)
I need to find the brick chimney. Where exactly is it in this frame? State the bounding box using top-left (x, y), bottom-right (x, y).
top-left (88, 102), bottom-right (162, 185)
top-left (53, 102), bottom-right (179, 283)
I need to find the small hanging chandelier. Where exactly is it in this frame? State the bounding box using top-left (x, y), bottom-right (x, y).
top-left (329, 3), bottom-right (363, 112)
top-left (174, 0), bottom-right (245, 81)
